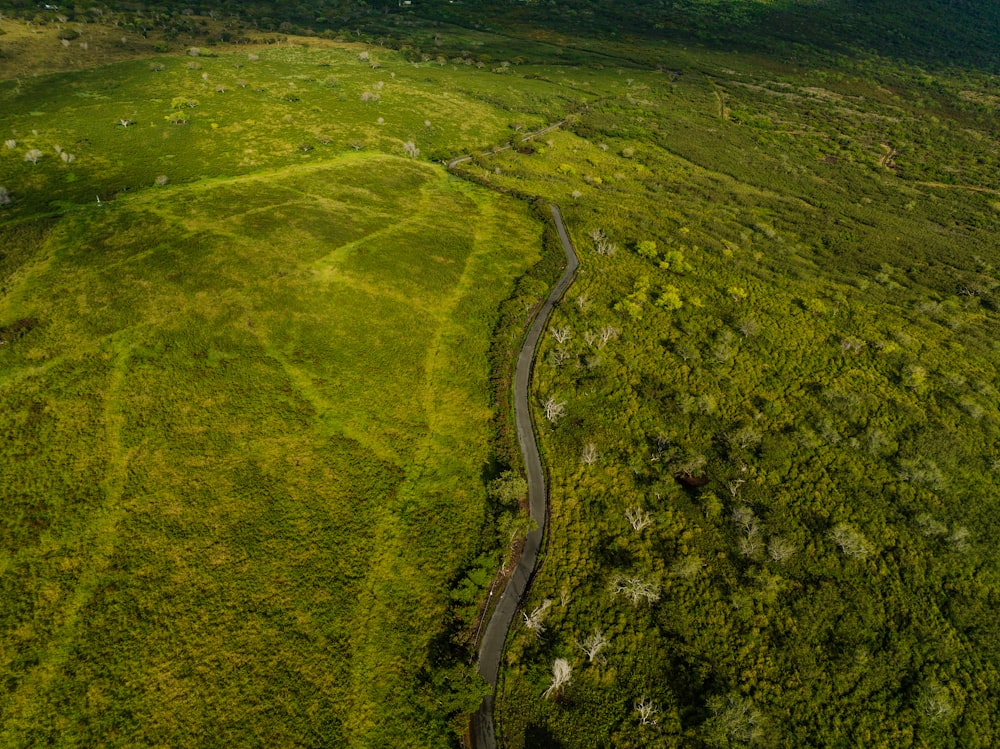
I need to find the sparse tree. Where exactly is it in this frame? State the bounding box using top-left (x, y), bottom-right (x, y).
top-left (732, 506), bottom-right (758, 535)
top-left (738, 318), bottom-right (761, 338)
top-left (706, 694), bottom-right (764, 746)
top-left (581, 442), bottom-right (599, 465)
top-left (767, 536), bottom-right (796, 562)
top-left (625, 506), bottom-right (653, 532)
top-left (577, 630), bottom-right (608, 663)
top-left (829, 522), bottom-right (873, 559)
top-left (543, 396), bottom-right (566, 424)
top-left (550, 326), bottom-right (571, 344)
top-left (635, 697), bottom-right (659, 726)
top-left (24, 148), bottom-right (43, 164)
top-left (611, 575), bottom-right (660, 606)
top-left (543, 658), bottom-right (572, 698)
top-left (598, 326), bottom-right (619, 347)
top-left (523, 598), bottom-right (552, 638)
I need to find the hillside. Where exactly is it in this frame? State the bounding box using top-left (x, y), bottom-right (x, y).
top-left (2, 2), bottom-right (1000, 747)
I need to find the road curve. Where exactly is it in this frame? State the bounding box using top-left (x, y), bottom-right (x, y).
top-left (470, 205), bottom-right (579, 749)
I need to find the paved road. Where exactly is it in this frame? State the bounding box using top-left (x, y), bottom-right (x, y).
top-left (470, 204), bottom-right (579, 749)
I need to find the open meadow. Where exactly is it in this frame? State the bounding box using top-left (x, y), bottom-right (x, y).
top-left (0, 27), bottom-right (597, 747)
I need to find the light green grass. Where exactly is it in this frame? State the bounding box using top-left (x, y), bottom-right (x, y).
top-left (0, 154), bottom-right (542, 747)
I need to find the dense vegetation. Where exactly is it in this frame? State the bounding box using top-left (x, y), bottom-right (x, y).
top-left (3, 1), bottom-right (1000, 747)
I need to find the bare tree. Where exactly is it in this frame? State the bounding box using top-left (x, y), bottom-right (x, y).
top-left (575, 293), bottom-right (590, 313)
top-left (60, 152), bottom-right (75, 163)
top-left (543, 396), bottom-right (566, 424)
top-left (732, 506), bottom-right (758, 536)
top-left (625, 506), bottom-right (653, 532)
top-left (155, 175), bottom-right (169, 186)
top-left (635, 697), bottom-right (659, 726)
top-left (583, 330), bottom-right (598, 347)
top-left (829, 522), bottom-right (873, 559)
top-left (402, 140), bottom-right (419, 158)
top-left (550, 326), bottom-right (571, 344)
top-left (598, 326), bottom-right (620, 347)
top-left (523, 598), bottom-right (552, 638)
top-left (0, 187), bottom-right (11, 206)
top-left (543, 658), bottom-right (573, 698)
top-left (738, 318), bottom-right (761, 338)
top-left (4, 140), bottom-right (15, 150)
top-left (577, 630), bottom-right (608, 663)
top-left (360, 91), bottom-right (381, 102)
top-left (706, 694), bottom-right (764, 746)
top-left (767, 536), bottom-right (796, 562)
top-left (589, 228), bottom-right (618, 256)
top-left (611, 575), bottom-right (660, 606)
top-left (581, 442), bottom-right (598, 465)
top-left (24, 148), bottom-right (43, 164)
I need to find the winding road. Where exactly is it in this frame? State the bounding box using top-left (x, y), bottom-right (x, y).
top-left (469, 204), bottom-right (579, 749)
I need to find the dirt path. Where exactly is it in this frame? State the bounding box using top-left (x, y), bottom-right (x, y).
top-left (447, 120), bottom-right (566, 170)
top-left (468, 204), bottom-right (579, 749)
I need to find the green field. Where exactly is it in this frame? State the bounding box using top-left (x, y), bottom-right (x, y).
top-left (0, 33), bottom-right (587, 746)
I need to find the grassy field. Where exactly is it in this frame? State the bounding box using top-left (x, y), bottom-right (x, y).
top-left (0, 28), bottom-right (601, 747)
top-left (0, 154), bottom-right (548, 747)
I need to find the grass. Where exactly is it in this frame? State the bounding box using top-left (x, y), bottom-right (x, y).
top-left (0, 32), bottom-right (567, 740)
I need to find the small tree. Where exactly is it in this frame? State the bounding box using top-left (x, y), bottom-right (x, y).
top-left (523, 598), bottom-right (552, 638)
top-left (625, 506), bottom-right (653, 532)
top-left (543, 396), bottom-right (566, 424)
top-left (488, 470), bottom-right (527, 507)
top-left (829, 522), bottom-right (873, 559)
top-left (576, 630), bottom-right (608, 663)
top-left (767, 536), bottom-right (796, 563)
top-left (598, 326), bottom-right (619, 347)
top-left (24, 148), bottom-right (43, 164)
top-left (543, 658), bottom-right (572, 698)
top-left (611, 575), bottom-right (660, 606)
top-left (635, 697), bottom-right (659, 726)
